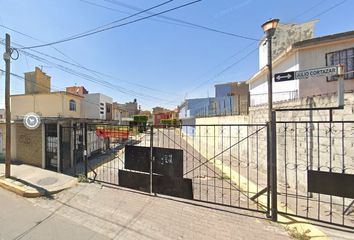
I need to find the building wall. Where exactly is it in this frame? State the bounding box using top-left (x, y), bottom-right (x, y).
top-left (250, 52), bottom-right (300, 106)
top-left (15, 124), bottom-right (43, 168)
top-left (82, 93), bottom-right (113, 120)
top-left (215, 83), bottom-right (233, 97)
top-left (11, 93), bottom-right (82, 119)
top-left (298, 40), bottom-right (354, 97)
top-left (259, 21), bottom-right (315, 69)
top-left (193, 93), bottom-right (354, 198)
top-left (24, 67), bottom-right (51, 94)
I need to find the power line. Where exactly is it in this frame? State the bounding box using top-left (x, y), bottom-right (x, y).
top-left (103, 0), bottom-right (260, 41)
top-left (187, 47), bottom-right (258, 94)
top-left (1, 40), bottom-right (171, 104)
top-left (286, 0), bottom-right (329, 22)
top-left (17, 0), bottom-right (203, 50)
top-left (307, 0), bottom-right (348, 20)
top-left (0, 24), bottom-right (172, 94)
top-left (79, 0), bottom-right (196, 30)
top-left (68, 0), bottom-right (174, 40)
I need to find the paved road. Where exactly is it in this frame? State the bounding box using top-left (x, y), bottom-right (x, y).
top-left (0, 188), bottom-right (108, 240)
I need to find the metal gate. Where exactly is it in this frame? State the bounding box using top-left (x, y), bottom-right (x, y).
top-left (85, 124), bottom-right (270, 214)
top-left (276, 120), bottom-right (354, 228)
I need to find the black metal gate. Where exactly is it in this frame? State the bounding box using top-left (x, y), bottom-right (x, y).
top-left (85, 124), bottom-right (270, 214)
top-left (276, 120), bottom-right (354, 228)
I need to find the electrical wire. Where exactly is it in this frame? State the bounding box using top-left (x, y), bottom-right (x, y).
top-left (0, 24), bottom-right (172, 94)
top-left (307, 0), bottom-right (348, 20)
top-left (2, 40), bottom-right (168, 103)
top-left (101, 0), bottom-right (260, 41)
top-left (67, 0), bottom-right (174, 40)
top-left (79, 0), bottom-right (202, 30)
top-left (16, 0), bottom-right (203, 50)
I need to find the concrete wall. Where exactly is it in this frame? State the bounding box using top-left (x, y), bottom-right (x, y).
top-left (11, 92), bottom-right (82, 119)
top-left (193, 93), bottom-right (354, 196)
top-left (15, 124), bottom-right (43, 168)
top-left (24, 67), bottom-right (51, 94)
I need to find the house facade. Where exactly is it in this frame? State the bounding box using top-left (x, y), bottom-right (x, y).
top-left (249, 30), bottom-right (354, 106)
top-left (82, 93), bottom-right (113, 120)
top-left (7, 69), bottom-right (109, 173)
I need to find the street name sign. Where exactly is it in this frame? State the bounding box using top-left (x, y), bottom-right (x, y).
top-left (295, 66), bottom-right (338, 80)
top-left (274, 66), bottom-right (338, 82)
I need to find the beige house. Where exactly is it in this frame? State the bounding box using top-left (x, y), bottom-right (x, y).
top-left (6, 68), bottom-right (107, 173)
top-left (9, 91), bottom-right (84, 172)
top-left (248, 30), bottom-right (354, 106)
top-left (11, 91), bottom-right (83, 119)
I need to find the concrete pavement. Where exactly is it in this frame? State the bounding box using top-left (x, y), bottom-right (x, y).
top-left (25, 182), bottom-right (290, 240)
top-left (0, 163), bottom-right (77, 197)
top-left (0, 187), bottom-right (109, 240)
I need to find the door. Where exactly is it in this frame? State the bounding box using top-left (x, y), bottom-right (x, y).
top-left (45, 124), bottom-right (58, 171)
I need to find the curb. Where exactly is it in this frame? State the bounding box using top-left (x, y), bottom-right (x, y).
top-left (0, 176), bottom-right (78, 198)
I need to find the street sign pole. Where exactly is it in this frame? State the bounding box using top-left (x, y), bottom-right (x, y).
top-left (337, 64), bottom-right (345, 108)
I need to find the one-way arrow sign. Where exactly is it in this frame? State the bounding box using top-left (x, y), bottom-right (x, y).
top-left (274, 71), bottom-right (295, 82)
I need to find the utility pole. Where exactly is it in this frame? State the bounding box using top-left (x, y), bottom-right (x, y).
top-left (4, 33), bottom-right (11, 178)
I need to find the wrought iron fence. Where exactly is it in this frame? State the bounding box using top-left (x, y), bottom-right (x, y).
top-left (276, 121), bottom-right (354, 228)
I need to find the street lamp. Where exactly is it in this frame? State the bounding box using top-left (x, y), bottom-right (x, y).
top-left (262, 18), bottom-right (279, 222)
top-left (262, 18), bottom-right (279, 118)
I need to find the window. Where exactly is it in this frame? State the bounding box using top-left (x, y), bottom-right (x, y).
top-left (326, 48), bottom-right (354, 81)
top-left (69, 99), bottom-right (76, 111)
top-left (106, 106), bottom-right (111, 113)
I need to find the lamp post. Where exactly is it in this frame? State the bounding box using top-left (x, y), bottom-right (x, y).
top-left (262, 18), bottom-right (279, 222)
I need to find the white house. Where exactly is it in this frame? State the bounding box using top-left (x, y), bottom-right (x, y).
top-left (248, 27), bottom-right (354, 106)
top-left (82, 93), bottom-right (113, 120)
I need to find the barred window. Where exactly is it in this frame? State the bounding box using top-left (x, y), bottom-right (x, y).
top-left (326, 48), bottom-right (354, 81)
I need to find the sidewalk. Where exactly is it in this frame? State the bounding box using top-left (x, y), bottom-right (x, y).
top-left (25, 182), bottom-right (290, 240)
top-left (0, 163), bottom-right (77, 197)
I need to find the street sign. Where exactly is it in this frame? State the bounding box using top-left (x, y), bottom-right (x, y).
top-left (274, 71), bottom-right (295, 82)
top-left (295, 66), bottom-right (338, 80)
top-left (274, 66), bottom-right (338, 82)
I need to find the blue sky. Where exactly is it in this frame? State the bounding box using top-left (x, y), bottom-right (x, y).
top-left (0, 0), bottom-right (353, 110)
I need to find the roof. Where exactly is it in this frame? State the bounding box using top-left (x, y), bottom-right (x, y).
top-left (11, 91), bottom-right (84, 98)
top-left (293, 30), bottom-right (354, 49)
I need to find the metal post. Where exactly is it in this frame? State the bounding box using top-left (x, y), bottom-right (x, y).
top-left (149, 125), bottom-right (154, 194)
top-left (84, 123), bottom-right (88, 178)
top-left (4, 34), bottom-right (11, 178)
top-left (73, 125), bottom-right (77, 175)
top-left (266, 122), bottom-right (271, 218)
top-left (271, 111), bottom-right (278, 221)
top-left (337, 64), bottom-right (345, 108)
top-left (267, 32), bottom-right (277, 221)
